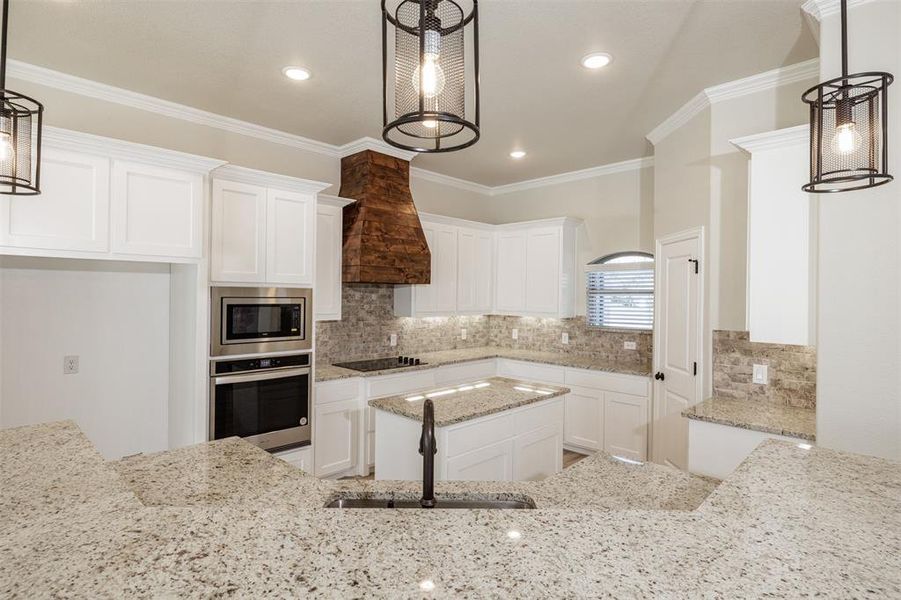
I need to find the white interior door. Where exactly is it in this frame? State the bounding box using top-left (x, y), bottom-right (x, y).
top-left (653, 229), bottom-right (702, 470)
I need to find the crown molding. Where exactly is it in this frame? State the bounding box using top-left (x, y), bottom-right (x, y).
top-left (42, 126), bottom-right (227, 173)
top-left (647, 59), bottom-right (820, 146)
top-left (409, 167), bottom-right (494, 195)
top-left (337, 136), bottom-right (418, 162)
top-left (730, 125), bottom-right (809, 154)
top-left (318, 194), bottom-right (355, 208)
top-left (487, 156), bottom-right (654, 196)
top-left (417, 211), bottom-right (497, 230)
top-left (801, 0), bottom-right (876, 21)
top-left (494, 216), bottom-right (584, 230)
top-left (213, 164), bottom-right (331, 194)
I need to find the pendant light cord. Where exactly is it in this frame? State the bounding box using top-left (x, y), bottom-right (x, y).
top-left (0, 0), bottom-right (8, 90)
top-left (840, 0), bottom-right (849, 80)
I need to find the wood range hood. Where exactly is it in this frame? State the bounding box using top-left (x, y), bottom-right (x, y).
top-left (339, 150), bottom-right (431, 284)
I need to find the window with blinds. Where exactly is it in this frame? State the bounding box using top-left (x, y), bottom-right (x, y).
top-left (586, 253), bottom-right (654, 330)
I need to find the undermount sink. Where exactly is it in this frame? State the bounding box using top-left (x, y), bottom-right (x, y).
top-left (324, 496), bottom-right (536, 510)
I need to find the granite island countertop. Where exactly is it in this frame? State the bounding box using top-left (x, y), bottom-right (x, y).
top-left (2, 420), bottom-right (899, 597)
top-left (682, 396), bottom-right (817, 441)
top-left (368, 377), bottom-right (568, 427)
top-left (316, 345), bottom-right (651, 382)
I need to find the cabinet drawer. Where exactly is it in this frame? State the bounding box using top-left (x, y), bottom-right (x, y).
top-left (445, 412), bottom-right (515, 458)
top-left (366, 370), bottom-right (436, 399)
top-left (496, 359), bottom-right (565, 384)
top-left (514, 397), bottom-right (564, 435)
top-left (316, 378), bottom-right (361, 406)
top-left (565, 367), bottom-right (649, 397)
top-left (434, 359), bottom-right (495, 386)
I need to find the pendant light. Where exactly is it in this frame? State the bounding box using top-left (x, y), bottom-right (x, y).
top-left (381, 0), bottom-right (480, 153)
top-left (802, 0), bottom-right (893, 193)
top-left (0, 0), bottom-right (43, 195)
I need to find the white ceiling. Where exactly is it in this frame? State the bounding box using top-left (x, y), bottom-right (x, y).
top-left (9, 0), bottom-right (817, 186)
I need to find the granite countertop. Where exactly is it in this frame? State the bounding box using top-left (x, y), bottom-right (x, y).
top-left (316, 345), bottom-right (651, 382)
top-left (682, 396), bottom-right (817, 441)
top-left (367, 377), bottom-right (568, 427)
top-left (3, 420), bottom-right (900, 597)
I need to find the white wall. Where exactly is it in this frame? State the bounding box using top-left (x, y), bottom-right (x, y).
top-left (0, 257), bottom-right (170, 459)
top-left (815, 0), bottom-right (901, 460)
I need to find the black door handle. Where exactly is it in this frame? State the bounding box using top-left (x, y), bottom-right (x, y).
top-left (654, 372), bottom-right (665, 381)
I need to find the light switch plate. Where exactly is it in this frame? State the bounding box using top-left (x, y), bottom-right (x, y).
top-left (752, 364), bottom-right (768, 385)
top-left (561, 332), bottom-right (569, 345)
top-left (461, 328), bottom-right (467, 340)
top-left (64, 355), bottom-right (79, 375)
top-left (389, 334), bottom-right (397, 347)
top-left (624, 341), bottom-right (637, 350)
top-left (512, 328), bottom-right (518, 340)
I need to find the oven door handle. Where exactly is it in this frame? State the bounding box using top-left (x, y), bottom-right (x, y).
top-left (213, 367), bottom-right (310, 386)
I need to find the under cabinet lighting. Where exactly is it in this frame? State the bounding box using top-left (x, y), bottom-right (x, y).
top-left (426, 389), bottom-right (456, 399)
top-left (405, 395), bottom-right (425, 402)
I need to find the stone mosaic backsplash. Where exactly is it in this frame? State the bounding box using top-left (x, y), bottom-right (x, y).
top-left (712, 330), bottom-right (816, 409)
top-left (315, 284), bottom-right (652, 366)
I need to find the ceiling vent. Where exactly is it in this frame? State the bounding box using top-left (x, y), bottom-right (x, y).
top-left (340, 150), bottom-right (431, 284)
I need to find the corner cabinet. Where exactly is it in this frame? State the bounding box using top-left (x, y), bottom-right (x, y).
top-left (315, 195), bottom-right (354, 322)
top-left (0, 127), bottom-right (224, 262)
top-left (210, 166), bottom-right (329, 287)
top-left (494, 218), bottom-right (581, 318)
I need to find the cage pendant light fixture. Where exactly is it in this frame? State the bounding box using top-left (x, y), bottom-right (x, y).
top-left (802, 0), bottom-right (893, 193)
top-left (0, 0), bottom-right (43, 195)
top-left (381, 0), bottom-right (480, 153)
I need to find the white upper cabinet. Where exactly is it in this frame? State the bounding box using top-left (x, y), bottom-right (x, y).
top-left (315, 196), bottom-right (352, 322)
top-left (1, 128), bottom-right (222, 262)
top-left (394, 218), bottom-right (460, 317)
top-left (210, 179), bottom-right (267, 282)
top-left (111, 160), bottom-right (204, 258)
top-left (495, 218), bottom-right (580, 318)
top-left (732, 126), bottom-right (816, 346)
top-left (0, 147), bottom-right (110, 253)
top-left (210, 165), bottom-right (329, 287)
top-left (457, 227), bottom-right (493, 314)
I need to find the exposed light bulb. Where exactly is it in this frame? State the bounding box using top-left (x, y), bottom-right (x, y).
top-left (0, 132), bottom-right (12, 162)
top-left (831, 122), bottom-right (862, 155)
top-left (422, 119), bottom-right (438, 129)
top-left (413, 53), bottom-right (446, 99)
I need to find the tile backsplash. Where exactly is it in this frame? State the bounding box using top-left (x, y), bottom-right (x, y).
top-left (712, 330), bottom-right (816, 409)
top-left (315, 284), bottom-right (652, 366)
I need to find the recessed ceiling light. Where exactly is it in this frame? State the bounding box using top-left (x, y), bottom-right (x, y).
top-left (509, 150), bottom-right (527, 159)
top-left (581, 52), bottom-right (612, 70)
top-left (282, 66), bottom-right (311, 81)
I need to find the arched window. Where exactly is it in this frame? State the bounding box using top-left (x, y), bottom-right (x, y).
top-left (586, 252), bottom-right (654, 330)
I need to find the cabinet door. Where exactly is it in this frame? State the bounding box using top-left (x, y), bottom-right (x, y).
top-left (315, 203), bottom-right (343, 321)
top-left (266, 188), bottom-right (315, 285)
top-left (564, 388), bottom-right (602, 451)
top-left (413, 222), bottom-right (457, 315)
top-left (211, 179), bottom-right (267, 283)
top-left (445, 439), bottom-right (514, 481)
top-left (513, 423), bottom-right (563, 481)
top-left (314, 398), bottom-right (359, 477)
top-left (495, 231), bottom-right (527, 312)
top-left (525, 227), bottom-right (561, 315)
top-left (111, 160), bottom-right (203, 258)
top-left (457, 228), bottom-right (493, 314)
top-left (604, 391), bottom-right (648, 461)
top-left (0, 148), bottom-right (109, 252)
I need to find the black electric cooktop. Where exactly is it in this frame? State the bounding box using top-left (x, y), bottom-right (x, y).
top-left (333, 356), bottom-right (427, 372)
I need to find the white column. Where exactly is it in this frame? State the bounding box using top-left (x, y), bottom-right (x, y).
top-left (809, 0), bottom-right (901, 459)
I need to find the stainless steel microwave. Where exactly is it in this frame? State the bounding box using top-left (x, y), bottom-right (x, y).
top-left (210, 287), bottom-right (313, 357)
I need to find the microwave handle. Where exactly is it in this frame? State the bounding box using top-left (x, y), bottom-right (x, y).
top-left (213, 367), bottom-right (310, 386)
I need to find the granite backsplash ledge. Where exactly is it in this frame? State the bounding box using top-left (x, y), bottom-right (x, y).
top-left (713, 330), bottom-right (816, 409)
top-left (315, 284), bottom-right (652, 366)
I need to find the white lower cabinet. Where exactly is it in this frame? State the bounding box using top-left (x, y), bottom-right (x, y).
top-left (563, 386), bottom-right (603, 451)
top-left (603, 391), bottom-right (648, 462)
top-left (274, 445), bottom-right (313, 473)
top-left (313, 398), bottom-right (359, 477)
top-left (513, 423), bottom-right (563, 481)
top-left (446, 439), bottom-right (514, 481)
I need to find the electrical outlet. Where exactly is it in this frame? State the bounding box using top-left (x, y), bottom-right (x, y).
top-left (63, 355), bottom-right (79, 375)
top-left (389, 333), bottom-right (397, 347)
top-left (512, 328), bottom-right (518, 340)
top-left (561, 332), bottom-right (569, 345)
top-left (624, 341), bottom-right (637, 350)
top-left (461, 328), bottom-right (467, 340)
top-left (752, 364), bottom-right (768, 385)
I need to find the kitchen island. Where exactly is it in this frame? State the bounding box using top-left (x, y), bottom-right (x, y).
top-left (369, 377), bottom-right (569, 482)
top-left (2, 420), bottom-right (899, 598)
